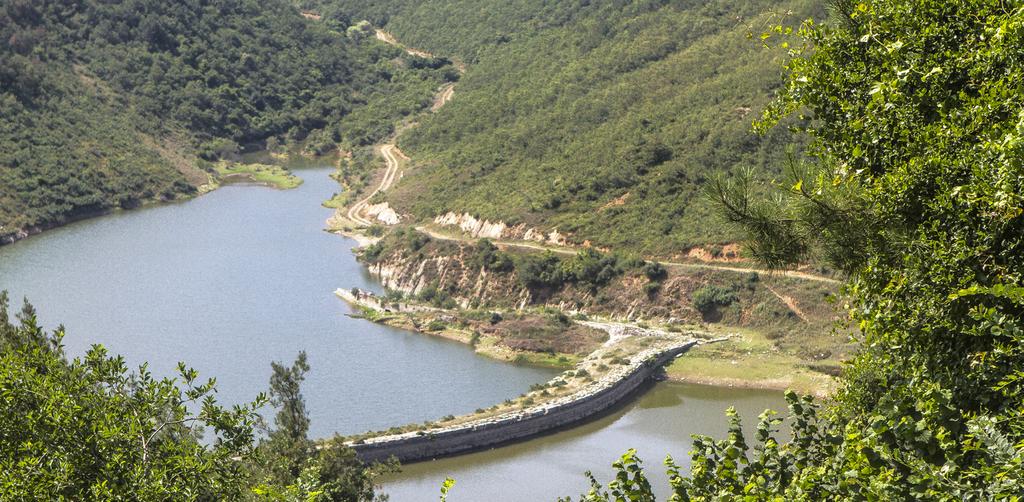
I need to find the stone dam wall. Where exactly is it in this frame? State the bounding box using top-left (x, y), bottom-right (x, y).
top-left (349, 341), bottom-right (696, 464)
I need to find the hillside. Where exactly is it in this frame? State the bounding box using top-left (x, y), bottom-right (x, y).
top-left (329, 0), bottom-right (822, 256)
top-left (0, 0), bottom-right (452, 243)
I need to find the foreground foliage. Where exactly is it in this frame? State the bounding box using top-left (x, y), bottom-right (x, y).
top-left (572, 0), bottom-right (1024, 499)
top-left (0, 294), bottom-right (385, 500)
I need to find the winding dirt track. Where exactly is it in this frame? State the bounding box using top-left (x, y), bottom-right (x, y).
top-left (432, 84), bottom-right (456, 111)
top-left (347, 144), bottom-right (401, 227)
top-left (415, 226), bottom-right (841, 285)
top-left (345, 29), bottom-right (456, 227)
top-left (353, 30), bottom-right (837, 285)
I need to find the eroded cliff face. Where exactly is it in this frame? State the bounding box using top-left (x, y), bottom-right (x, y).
top-left (366, 244), bottom-right (531, 309)
top-left (361, 238), bottom-right (704, 322)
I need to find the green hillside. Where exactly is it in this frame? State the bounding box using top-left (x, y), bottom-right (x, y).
top-left (331, 0), bottom-right (821, 255)
top-left (0, 0), bottom-right (450, 242)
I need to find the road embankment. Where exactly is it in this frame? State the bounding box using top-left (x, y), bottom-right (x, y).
top-left (347, 340), bottom-right (696, 464)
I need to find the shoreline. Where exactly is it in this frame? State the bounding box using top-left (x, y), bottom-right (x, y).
top-left (335, 288), bottom-right (581, 369)
top-left (0, 190), bottom-right (210, 248)
top-left (333, 284), bottom-right (707, 458)
top-left (334, 273), bottom-right (838, 399)
top-left (664, 373), bottom-right (834, 398)
top-left (332, 284), bottom-right (835, 448)
top-left (0, 157), bottom-right (317, 249)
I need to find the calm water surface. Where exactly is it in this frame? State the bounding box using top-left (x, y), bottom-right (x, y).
top-left (0, 167), bottom-right (557, 437)
top-left (0, 166), bottom-right (786, 499)
top-left (382, 382), bottom-right (785, 501)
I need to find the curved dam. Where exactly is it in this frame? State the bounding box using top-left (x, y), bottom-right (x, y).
top-left (349, 340), bottom-right (697, 464)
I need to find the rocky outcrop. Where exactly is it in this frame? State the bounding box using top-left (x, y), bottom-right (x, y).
top-left (433, 212), bottom-right (569, 246)
top-left (364, 202), bottom-right (401, 225)
top-left (367, 249), bottom-right (530, 309)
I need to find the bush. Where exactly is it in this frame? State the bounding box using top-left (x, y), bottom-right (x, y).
top-left (561, 248), bottom-right (623, 289)
top-left (641, 261), bottom-right (667, 281)
top-left (360, 242), bottom-right (385, 262)
top-left (468, 239), bottom-right (514, 272)
top-left (515, 251), bottom-right (566, 290)
top-left (690, 284), bottom-right (738, 314)
top-left (643, 281), bottom-right (661, 296)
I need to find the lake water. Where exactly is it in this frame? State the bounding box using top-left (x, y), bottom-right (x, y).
top-left (0, 166), bottom-right (786, 500)
top-left (0, 167), bottom-right (557, 438)
top-left (381, 382), bottom-right (786, 501)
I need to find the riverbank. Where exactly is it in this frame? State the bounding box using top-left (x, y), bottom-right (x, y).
top-left (332, 290), bottom-right (709, 460)
top-left (213, 161), bottom-right (303, 189)
top-left (339, 284), bottom-right (837, 397)
top-left (662, 326), bottom-right (838, 397)
top-left (0, 157), bottom-right (307, 248)
top-left (336, 288), bottom-right (599, 368)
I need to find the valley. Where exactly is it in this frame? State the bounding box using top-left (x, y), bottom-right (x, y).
top-left (6, 0), bottom-right (1015, 500)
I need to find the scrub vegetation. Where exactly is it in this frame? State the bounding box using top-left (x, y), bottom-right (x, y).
top-left (0, 0), bottom-right (451, 242)
top-left (328, 0), bottom-right (823, 255)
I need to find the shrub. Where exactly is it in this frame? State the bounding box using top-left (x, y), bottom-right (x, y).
top-left (641, 261), bottom-right (668, 281)
top-left (360, 242), bottom-right (384, 262)
top-left (643, 281), bottom-right (661, 296)
top-left (468, 239), bottom-right (514, 272)
top-left (690, 284), bottom-right (738, 314)
top-left (561, 248), bottom-right (623, 289)
top-left (515, 251), bottom-right (566, 290)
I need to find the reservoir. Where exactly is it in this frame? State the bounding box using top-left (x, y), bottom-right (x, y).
top-left (0, 166), bottom-right (786, 500)
top-left (0, 166), bottom-right (557, 438)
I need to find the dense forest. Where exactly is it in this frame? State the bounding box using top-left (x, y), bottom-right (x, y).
top-left (330, 0), bottom-right (821, 255)
top-left (0, 0), bottom-right (451, 243)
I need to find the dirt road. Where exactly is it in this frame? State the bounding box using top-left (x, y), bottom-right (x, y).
top-left (347, 144), bottom-right (402, 227)
top-left (415, 225), bottom-right (841, 285)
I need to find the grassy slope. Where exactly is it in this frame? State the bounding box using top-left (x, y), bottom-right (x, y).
top-left (333, 0), bottom-right (821, 255)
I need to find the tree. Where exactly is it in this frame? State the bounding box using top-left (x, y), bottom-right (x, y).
top-left (0, 293), bottom-right (266, 499)
top-left (572, 0), bottom-right (1024, 499)
top-left (270, 352), bottom-right (312, 446)
top-left (261, 351), bottom-right (314, 485)
top-left (1, 294), bottom-right (387, 500)
top-left (254, 351), bottom-right (390, 502)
